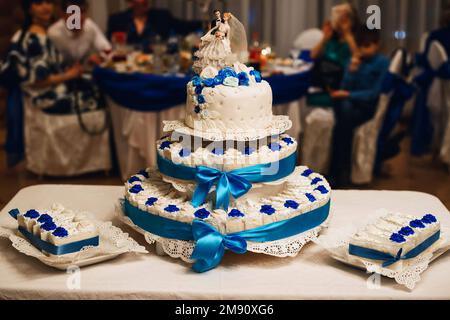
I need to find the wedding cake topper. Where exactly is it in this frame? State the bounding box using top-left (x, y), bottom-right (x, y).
top-left (193, 11), bottom-right (248, 74)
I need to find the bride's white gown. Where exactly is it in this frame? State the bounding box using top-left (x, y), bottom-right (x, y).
top-left (194, 22), bottom-right (232, 74)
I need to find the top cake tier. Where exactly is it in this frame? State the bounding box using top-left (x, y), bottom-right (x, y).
top-left (163, 63), bottom-right (292, 141)
top-left (186, 63), bottom-right (272, 131)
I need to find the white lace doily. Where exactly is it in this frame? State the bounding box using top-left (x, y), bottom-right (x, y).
top-left (314, 210), bottom-right (450, 291)
top-left (0, 220), bottom-right (148, 270)
top-left (116, 202), bottom-right (332, 264)
top-left (163, 116), bottom-right (292, 142)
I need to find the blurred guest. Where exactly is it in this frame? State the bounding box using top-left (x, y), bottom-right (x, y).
top-left (309, 3), bottom-right (361, 107)
top-left (107, 0), bottom-right (202, 47)
top-left (48, 0), bottom-right (111, 65)
top-left (423, 5), bottom-right (450, 58)
top-left (3, 0), bottom-right (101, 115)
top-left (329, 28), bottom-right (389, 186)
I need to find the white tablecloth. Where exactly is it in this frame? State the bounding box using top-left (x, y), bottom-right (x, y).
top-left (108, 99), bottom-right (303, 181)
top-left (1, 186), bottom-right (449, 300)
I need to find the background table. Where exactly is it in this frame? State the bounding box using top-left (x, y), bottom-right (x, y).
top-left (95, 67), bottom-right (311, 180)
top-left (1, 186), bottom-right (449, 300)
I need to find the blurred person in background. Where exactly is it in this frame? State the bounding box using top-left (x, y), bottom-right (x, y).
top-left (107, 0), bottom-right (203, 48)
top-left (308, 2), bottom-right (361, 108)
top-left (423, 4), bottom-right (450, 58)
top-left (48, 0), bottom-right (111, 66)
top-left (1, 0), bottom-right (102, 115)
top-left (328, 28), bottom-right (389, 187)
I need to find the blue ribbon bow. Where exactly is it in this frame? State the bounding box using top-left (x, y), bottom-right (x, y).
top-left (191, 220), bottom-right (247, 273)
top-left (158, 152), bottom-right (297, 211)
top-left (193, 166), bottom-right (252, 211)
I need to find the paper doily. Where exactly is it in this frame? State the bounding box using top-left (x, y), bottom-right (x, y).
top-left (163, 115), bottom-right (292, 142)
top-left (0, 220), bottom-right (148, 270)
top-left (116, 202), bottom-right (332, 264)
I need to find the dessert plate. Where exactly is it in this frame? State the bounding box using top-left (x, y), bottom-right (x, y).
top-left (316, 220), bottom-right (450, 290)
top-left (0, 217), bottom-right (148, 270)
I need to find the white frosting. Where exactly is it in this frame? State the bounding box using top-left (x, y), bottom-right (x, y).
top-left (125, 167), bottom-right (331, 234)
top-left (184, 63), bottom-right (274, 133)
top-left (157, 134), bottom-right (297, 171)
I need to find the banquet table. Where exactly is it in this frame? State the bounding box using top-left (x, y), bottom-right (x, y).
top-left (94, 66), bottom-right (311, 180)
top-left (1, 185), bottom-right (449, 300)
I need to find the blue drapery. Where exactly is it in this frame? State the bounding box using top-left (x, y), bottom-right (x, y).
top-left (411, 60), bottom-right (450, 156)
top-left (5, 86), bottom-right (24, 167)
top-left (93, 66), bottom-right (311, 111)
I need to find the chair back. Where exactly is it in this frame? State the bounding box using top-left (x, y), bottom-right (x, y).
top-left (427, 41), bottom-right (448, 112)
top-left (293, 28), bottom-right (323, 51)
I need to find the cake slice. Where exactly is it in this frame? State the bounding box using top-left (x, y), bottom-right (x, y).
top-left (14, 205), bottom-right (99, 256)
top-left (349, 212), bottom-right (440, 267)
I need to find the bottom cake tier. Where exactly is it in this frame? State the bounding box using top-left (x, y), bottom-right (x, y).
top-left (124, 166), bottom-right (331, 234)
top-left (121, 167), bottom-right (332, 272)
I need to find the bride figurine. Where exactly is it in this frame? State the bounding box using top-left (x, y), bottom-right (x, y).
top-left (193, 11), bottom-right (247, 74)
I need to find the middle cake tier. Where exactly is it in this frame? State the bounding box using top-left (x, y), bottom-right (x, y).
top-left (156, 133), bottom-right (298, 171)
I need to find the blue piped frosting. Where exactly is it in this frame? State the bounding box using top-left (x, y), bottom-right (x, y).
top-left (129, 184), bottom-right (144, 194)
top-left (268, 143), bottom-right (282, 152)
top-left (194, 208), bottom-right (210, 219)
top-left (179, 148), bottom-right (191, 157)
top-left (128, 176), bottom-right (142, 184)
top-left (37, 214), bottom-right (53, 224)
top-left (422, 214), bottom-right (437, 224)
top-left (242, 147), bottom-right (255, 156)
top-left (314, 185), bottom-right (329, 194)
top-left (311, 177), bottom-right (323, 185)
top-left (410, 219), bottom-right (425, 229)
top-left (211, 148), bottom-right (224, 156)
top-left (53, 227), bottom-right (69, 238)
top-left (24, 210), bottom-right (40, 219)
top-left (282, 137), bottom-right (294, 145)
top-left (284, 200), bottom-right (299, 210)
top-left (228, 209), bottom-right (245, 218)
top-left (305, 193), bottom-right (316, 202)
top-left (41, 221), bottom-right (57, 231)
top-left (302, 169), bottom-right (314, 177)
top-left (146, 197), bottom-right (158, 206)
top-left (159, 141), bottom-right (172, 150)
top-left (398, 226), bottom-right (415, 236)
top-left (260, 205), bottom-right (276, 215)
top-left (390, 233), bottom-right (406, 243)
top-left (164, 205), bottom-right (180, 213)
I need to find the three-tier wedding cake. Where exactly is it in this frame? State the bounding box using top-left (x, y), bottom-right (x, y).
top-left (121, 12), bottom-right (331, 272)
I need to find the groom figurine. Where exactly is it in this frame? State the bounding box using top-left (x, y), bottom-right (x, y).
top-left (210, 10), bottom-right (224, 35)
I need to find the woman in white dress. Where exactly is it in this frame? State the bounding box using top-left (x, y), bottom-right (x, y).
top-left (193, 12), bottom-right (234, 74)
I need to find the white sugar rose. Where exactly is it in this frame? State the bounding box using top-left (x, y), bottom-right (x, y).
top-left (200, 66), bottom-right (219, 79)
top-left (223, 76), bottom-right (239, 87)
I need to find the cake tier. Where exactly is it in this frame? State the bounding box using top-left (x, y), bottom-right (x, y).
top-left (156, 133), bottom-right (298, 171)
top-left (185, 63), bottom-right (274, 133)
top-left (125, 167), bottom-right (331, 235)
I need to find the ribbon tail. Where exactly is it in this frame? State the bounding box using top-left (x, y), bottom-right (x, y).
top-left (215, 174), bottom-right (230, 211)
top-left (192, 182), bottom-right (213, 208)
top-left (192, 244), bottom-right (225, 273)
top-left (8, 209), bottom-right (20, 220)
top-left (382, 248), bottom-right (403, 268)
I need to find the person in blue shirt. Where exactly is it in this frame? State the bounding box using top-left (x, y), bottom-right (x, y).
top-left (329, 27), bottom-right (390, 187)
top-left (107, 0), bottom-right (203, 49)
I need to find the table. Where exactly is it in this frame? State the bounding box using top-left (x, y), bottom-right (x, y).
top-left (95, 67), bottom-right (311, 180)
top-left (1, 186), bottom-right (449, 300)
